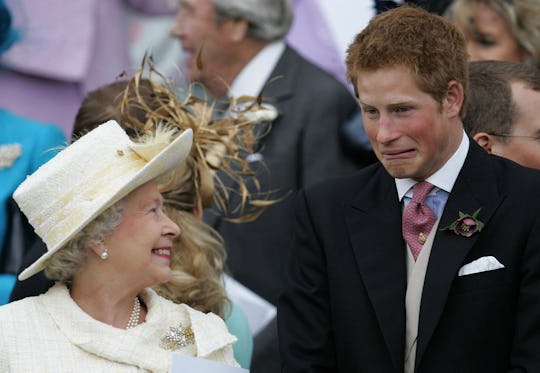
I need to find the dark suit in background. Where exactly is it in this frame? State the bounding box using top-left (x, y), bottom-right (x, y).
top-left (211, 46), bottom-right (361, 306)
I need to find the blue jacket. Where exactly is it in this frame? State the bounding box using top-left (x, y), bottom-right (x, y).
top-left (0, 109), bottom-right (65, 303)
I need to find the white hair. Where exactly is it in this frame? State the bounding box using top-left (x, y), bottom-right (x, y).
top-left (213, 0), bottom-right (293, 40)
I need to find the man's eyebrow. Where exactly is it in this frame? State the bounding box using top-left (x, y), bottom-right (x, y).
top-left (357, 99), bottom-right (372, 106)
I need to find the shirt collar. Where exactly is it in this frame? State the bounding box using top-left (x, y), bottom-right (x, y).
top-left (396, 130), bottom-right (469, 201)
top-left (229, 40), bottom-right (286, 98)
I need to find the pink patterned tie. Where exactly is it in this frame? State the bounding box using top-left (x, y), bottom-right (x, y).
top-left (402, 181), bottom-right (437, 261)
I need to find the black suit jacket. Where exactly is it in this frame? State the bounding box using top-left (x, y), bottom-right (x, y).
top-left (278, 140), bottom-right (540, 372)
top-left (208, 45), bottom-right (366, 305)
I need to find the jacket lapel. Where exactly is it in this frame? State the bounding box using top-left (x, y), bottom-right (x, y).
top-left (415, 142), bottom-right (505, 367)
top-left (259, 45), bottom-right (296, 104)
top-left (344, 167), bottom-right (406, 370)
top-left (253, 46), bottom-right (295, 143)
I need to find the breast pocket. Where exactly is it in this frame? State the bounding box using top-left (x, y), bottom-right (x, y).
top-left (451, 267), bottom-right (509, 294)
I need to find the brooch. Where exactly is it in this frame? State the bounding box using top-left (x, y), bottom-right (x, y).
top-left (441, 208), bottom-right (485, 237)
top-left (160, 324), bottom-right (195, 351)
top-left (0, 143), bottom-right (22, 169)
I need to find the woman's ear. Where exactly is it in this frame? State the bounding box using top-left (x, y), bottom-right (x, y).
top-left (89, 241), bottom-right (106, 259)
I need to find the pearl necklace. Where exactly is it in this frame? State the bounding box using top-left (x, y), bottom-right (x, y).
top-left (126, 297), bottom-right (141, 329)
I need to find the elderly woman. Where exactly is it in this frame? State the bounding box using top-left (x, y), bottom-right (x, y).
top-left (0, 121), bottom-right (241, 371)
top-left (448, 0), bottom-right (540, 67)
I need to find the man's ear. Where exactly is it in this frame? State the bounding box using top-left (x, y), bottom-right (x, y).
top-left (224, 18), bottom-right (249, 42)
top-left (444, 80), bottom-right (464, 118)
top-left (473, 132), bottom-right (495, 153)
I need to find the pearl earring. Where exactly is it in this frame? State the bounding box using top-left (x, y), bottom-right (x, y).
top-left (100, 247), bottom-right (109, 260)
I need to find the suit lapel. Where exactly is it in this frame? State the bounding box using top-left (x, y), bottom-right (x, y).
top-left (243, 48), bottom-right (293, 142)
top-left (415, 142), bottom-right (505, 367)
top-left (259, 46), bottom-right (296, 104)
top-left (344, 168), bottom-right (406, 370)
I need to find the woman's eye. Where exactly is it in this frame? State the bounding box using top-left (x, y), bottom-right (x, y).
top-left (474, 33), bottom-right (496, 47)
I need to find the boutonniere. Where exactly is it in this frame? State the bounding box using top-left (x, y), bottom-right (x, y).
top-left (441, 208), bottom-right (485, 237)
top-left (240, 103), bottom-right (279, 124)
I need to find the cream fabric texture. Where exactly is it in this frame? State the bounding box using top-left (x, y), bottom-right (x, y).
top-left (0, 283), bottom-right (238, 372)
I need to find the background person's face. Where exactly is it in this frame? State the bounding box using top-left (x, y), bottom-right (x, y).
top-left (454, 3), bottom-right (528, 63)
top-left (170, 0), bottom-right (235, 95)
top-left (357, 66), bottom-right (464, 181)
top-left (491, 82), bottom-right (540, 169)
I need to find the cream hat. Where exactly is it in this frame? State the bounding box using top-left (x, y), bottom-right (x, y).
top-left (14, 120), bottom-right (193, 280)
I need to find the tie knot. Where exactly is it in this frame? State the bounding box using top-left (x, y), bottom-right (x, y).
top-left (411, 181), bottom-right (434, 203)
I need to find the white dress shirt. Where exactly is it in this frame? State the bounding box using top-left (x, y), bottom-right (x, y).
top-left (229, 41), bottom-right (286, 98)
top-left (396, 130), bottom-right (470, 215)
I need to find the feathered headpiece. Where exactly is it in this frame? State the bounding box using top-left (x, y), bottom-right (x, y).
top-left (117, 58), bottom-right (278, 222)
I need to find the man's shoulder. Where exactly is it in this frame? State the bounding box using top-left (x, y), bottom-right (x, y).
top-left (477, 150), bottom-right (540, 191)
top-left (459, 147), bottom-right (540, 218)
top-left (304, 162), bottom-right (386, 199)
top-left (496, 158), bottom-right (540, 200)
top-left (276, 45), bottom-right (352, 93)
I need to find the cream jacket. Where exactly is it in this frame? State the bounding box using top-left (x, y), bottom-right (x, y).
top-left (0, 283), bottom-right (238, 372)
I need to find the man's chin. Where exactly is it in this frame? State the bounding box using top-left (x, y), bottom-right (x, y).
top-left (382, 161), bottom-right (419, 180)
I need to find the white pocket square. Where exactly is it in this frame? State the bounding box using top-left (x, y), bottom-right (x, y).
top-left (458, 256), bottom-right (505, 276)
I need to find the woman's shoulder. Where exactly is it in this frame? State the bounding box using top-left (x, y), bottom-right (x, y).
top-left (0, 295), bottom-right (46, 335)
top-left (0, 295), bottom-right (40, 316)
